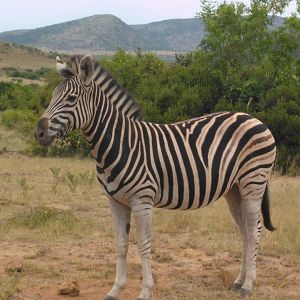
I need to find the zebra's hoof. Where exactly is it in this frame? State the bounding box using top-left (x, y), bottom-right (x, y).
top-left (240, 288), bottom-right (252, 297)
top-left (231, 282), bottom-right (242, 291)
top-left (104, 296), bottom-right (117, 300)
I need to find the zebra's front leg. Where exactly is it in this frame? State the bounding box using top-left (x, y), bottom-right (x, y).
top-left (105, 200), bottom-right (131, 300)
top-left (132, 202), bottom-right (154, 300)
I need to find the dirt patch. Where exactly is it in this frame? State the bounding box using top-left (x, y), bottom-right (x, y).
top-left (0, 239), bottom-right (299, 300)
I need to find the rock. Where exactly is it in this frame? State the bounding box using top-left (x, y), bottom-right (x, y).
top-left (58, 281), bottom-right (80, 296)
top-left (5, 260), bottom-right (23, 273)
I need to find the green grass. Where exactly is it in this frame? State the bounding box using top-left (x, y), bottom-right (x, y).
top-left (0, 206), bottom-right (79, 241)
top-left (9, 206), bottom-right (78, 230)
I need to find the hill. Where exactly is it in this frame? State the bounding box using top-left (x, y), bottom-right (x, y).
top-left (131, 18), bottom-right (204, 52)
top-left (0, 41), bottom-right (55, 84)
top-left (0, 41), bottom-right (54, 70)
top-left (0, 15), bottom-right (287, 56)
top-left (0, 15), bottom-right (204, 53)
top-left (0, 15), bottom-right (158, 52)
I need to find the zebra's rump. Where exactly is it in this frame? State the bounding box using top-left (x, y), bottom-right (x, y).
top-left (142, 111), bottom-right (276, 210)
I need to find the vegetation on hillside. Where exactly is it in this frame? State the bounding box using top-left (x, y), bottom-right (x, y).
top-left (0, 0), bottom-right (299, 174)
top-left (0, 15), bottom-right (205, 53)
top-left (2, 67), bottom-right (48, 80)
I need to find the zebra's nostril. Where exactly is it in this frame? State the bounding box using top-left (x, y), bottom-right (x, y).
top-left (35, 127), bottom-right (45, 141)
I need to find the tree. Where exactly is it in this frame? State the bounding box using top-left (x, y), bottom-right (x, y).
top-left (198, 0), bottom-right (300, 174)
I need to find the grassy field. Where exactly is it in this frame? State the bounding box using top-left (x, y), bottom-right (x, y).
top-left (0, 154), bottom-right (299, 300)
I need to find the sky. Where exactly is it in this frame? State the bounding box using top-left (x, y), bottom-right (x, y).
top-left (0, 0), bottom-right (298, 32)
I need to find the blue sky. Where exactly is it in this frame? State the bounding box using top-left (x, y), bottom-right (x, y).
top-left (0, 0), bottom-right (298, 32)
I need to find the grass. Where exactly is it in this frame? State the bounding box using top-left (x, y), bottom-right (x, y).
top-left (0, 275), bottom-right (20, 300)
top-left (0, 124), bottom-right (29, 152)
top-left (8, 206), bottom-right (78, 232)
top-left (0, 154), bottom-right (299, 299)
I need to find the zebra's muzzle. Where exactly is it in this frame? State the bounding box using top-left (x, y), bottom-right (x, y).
top-left (34, 117), bottom-right (55, 146)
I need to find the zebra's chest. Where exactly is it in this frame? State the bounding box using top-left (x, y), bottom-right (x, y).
top-left (96, 171), bottom-right (130, 204)
top-left (96, 160), bottom-right (158, 206)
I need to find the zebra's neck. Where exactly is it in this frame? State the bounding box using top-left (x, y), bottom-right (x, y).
top-left (91, 63), bottom-right (141, 121)
top-left (83, 85), bottom-right (140, 172)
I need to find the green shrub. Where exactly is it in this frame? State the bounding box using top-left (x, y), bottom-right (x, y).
top-left (1, 109), bottom-right (38, 138)
top-left (0, 82), bottom-right (40, 111)
top-left (6, 68), bottom-right (49, 80)
top-left (26, 130), bottom-right (90, 158)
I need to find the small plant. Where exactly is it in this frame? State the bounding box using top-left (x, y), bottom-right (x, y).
top-left (50, 167), bottom-right (61, 192)
top-left (65, 171), bottom-right (79, 193)
top-left (78, 171), bottom-right (95, 185)
top-left (63, 170), bottom-right (95, 193)
top-left (18, 177), bottom-right (30, 200)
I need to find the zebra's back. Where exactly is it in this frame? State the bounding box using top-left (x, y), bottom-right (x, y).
top-left (139, 111), bottom-right (276, 210)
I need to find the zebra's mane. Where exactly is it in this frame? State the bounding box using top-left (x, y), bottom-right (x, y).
top-left (64, 55), bottom-right (141, 121)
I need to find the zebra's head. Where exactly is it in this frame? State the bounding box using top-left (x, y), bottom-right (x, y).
top-left (35, 55), bottom-right (96, 146)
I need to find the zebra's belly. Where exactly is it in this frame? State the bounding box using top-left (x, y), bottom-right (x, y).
top-left (153, 185), bottom-right (226, 210)
top-left (151, 162), bottom-right (238, 210)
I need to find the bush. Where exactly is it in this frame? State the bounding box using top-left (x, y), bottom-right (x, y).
top-left (26, 131), bottom-right (90, 158)
top-left (1, 109), bottom-right (38, 139)
top-left (0, 82), bottom-right (40, 111)
top-left (275, 146), bottom-right (300, 176)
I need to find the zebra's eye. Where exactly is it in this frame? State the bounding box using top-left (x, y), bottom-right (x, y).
top-left (67, 95), bottom-right (77, 102)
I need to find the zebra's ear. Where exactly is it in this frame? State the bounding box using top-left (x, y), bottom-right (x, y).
top-left (79, 55), bottom-right (94, 84)
top-left (56, 56), bottom-right (74, 78)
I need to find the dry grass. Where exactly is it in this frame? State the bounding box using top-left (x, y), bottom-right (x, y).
top-left (0, 154), bottom-right (299, 300)
top-left (0, 42), bottom-right (54, 70)
top-left (0, 125), bottom-right (29, 152)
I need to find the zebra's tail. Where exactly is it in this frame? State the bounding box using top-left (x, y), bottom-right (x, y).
top-left (261, 182), bottom-right (276, 231)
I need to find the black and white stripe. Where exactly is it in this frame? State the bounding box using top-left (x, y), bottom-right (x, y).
top-left (36, 55), bottom-right (277, 299)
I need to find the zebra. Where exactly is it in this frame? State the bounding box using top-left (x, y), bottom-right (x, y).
top-left (35, 55), bottom-right (276, 299)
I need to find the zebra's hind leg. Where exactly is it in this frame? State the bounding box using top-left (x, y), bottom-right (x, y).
top-left (238, 182), bottom-right (265, 297)
top-left (105, 200), bottom-right (131, 300)
top-left (225, 185), bottom-right (247, 291)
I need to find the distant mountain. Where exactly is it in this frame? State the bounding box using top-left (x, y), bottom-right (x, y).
top-left (0, 15), bottom-right (286, 54)
top-left (0, 15), bottom-right (205, 53)
top-left (132, 18), bottom-right (205, 52)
